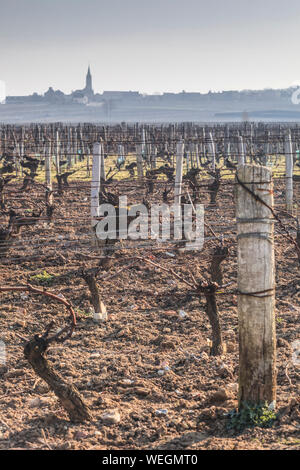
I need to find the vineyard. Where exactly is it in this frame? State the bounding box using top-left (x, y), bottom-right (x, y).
top-left (0, 122), bottom-right (299, 450)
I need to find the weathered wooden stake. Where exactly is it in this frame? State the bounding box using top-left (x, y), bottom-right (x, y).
top-left (208, 132), bottom-right (216, 171)
top-left (150, 144), bottom-right (157, 169)
top-left (100, 143), bottom-right (106, 182)
top-left (174, 140), bottom-right (184, 205)
top-left (238, 135), bottom-right (245, 165)
top-left (45, 138), bottom-right (53, 205)
top-left (67, 127), bottom-right (73, 168)
top-left (136, 144), bottom-right (144, 180)
top-left (91, 143), bottom-right (101, 236)
top-left (55, 130), bottom-right (60, 175)
top-left (236, 164), bottom-right (276, 409)
top-left (285, 133), bottom-right (294, 213)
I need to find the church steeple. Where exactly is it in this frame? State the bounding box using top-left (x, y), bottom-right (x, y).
top-left (85, 65), bottom-right (93, 95)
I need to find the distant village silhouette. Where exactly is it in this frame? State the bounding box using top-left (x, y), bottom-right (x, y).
top-left (7, 67), bottom-right (141, 106)
top-left (3, 67), bottom-right (300, 122)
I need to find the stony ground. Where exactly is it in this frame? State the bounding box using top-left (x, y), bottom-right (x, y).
top-left (0, 176), bottom-right (299, 450)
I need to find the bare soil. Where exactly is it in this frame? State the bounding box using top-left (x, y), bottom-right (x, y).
top-left (0, 178), bottom-right (299, 450)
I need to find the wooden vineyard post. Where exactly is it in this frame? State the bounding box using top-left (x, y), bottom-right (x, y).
top-left (285, 132), bottom-right (294, 213)
top-left (136, 144), bottom-right (144, 180)
top-left (297, 179), bottom-right (300, 225)
top-left (1, 128), bottom-right (6, 155)
top-left (189, 144), bottom-right (194, 169)
top-left (238, 135), bottom-right (245, 165)
top-left (86, 145), bottom-right (91, 177)
top-left (249, 124), bottom-right (254, 163)
top-left (100, 142), bottom-right (106, 182)
top-left (78, 126), bottom-right (84, 163)
top-left (236, 164), bottom-right (276, 409)
top-left (150, 144), bottom-right (157, 169)
top-left (142, 127), bottom-right (150, 164)
top-left (11, 130), bottom-right (19, 177)
top-left (67, 127), bottom-right (73, 169)
top-left (55, 130), bottom-right (60, 175)
top-left (73, 128), bottom-right (78, 164)
top-left (225, 126), bottom-right (231, 163)
top-left (45, 138), bottom-right (53, 206)
top-left (91, 143), bottom-right (102, 245)
top-left (264, 131), bottom-right (270, 166)
top-left (20, 126), bottom-right (25, 177)
top-left (208, 132), bottom-right (216, 171)
top-left (195, 143), bottom-right (200, 168)
top-left (174, 140), bottom-right (184, 205)
top-left (186, 149), bottom-right (190, 171)
top-left (296, 179), bottom-right (300, 264)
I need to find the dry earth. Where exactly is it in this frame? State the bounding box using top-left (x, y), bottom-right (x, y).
top-left (0, 177), bottom-right (299, 450)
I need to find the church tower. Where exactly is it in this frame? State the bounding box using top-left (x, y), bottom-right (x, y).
top-left (85, 66), bottom-right (93, 96)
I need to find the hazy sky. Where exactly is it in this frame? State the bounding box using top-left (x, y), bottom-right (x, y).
top-left (1, 0), bottom-right (300, 96)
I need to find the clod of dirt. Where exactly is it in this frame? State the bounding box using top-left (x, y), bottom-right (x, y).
top-left (217, 365), bottom-right (234, 379)
top-left (226, 341), bottom-right (236, 353)
top-left (277, 338), bottom-right (291, 348)
top-left (209, 388), bottom-right (232, 404)
top-left (132, 387), bottom-right (150, 397)
top-left (29, 396), bottom-right (54, 408)
top-left (160, 340), bottom-right (176, 350)
top-left (100, 410), bottom-right (121, 425)
top-left (226, 383), bottom-right (238, 394)
top-left (118, 379), bottom-right (134, 387)
top-left (278, 397), bottom-right (300, 420)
